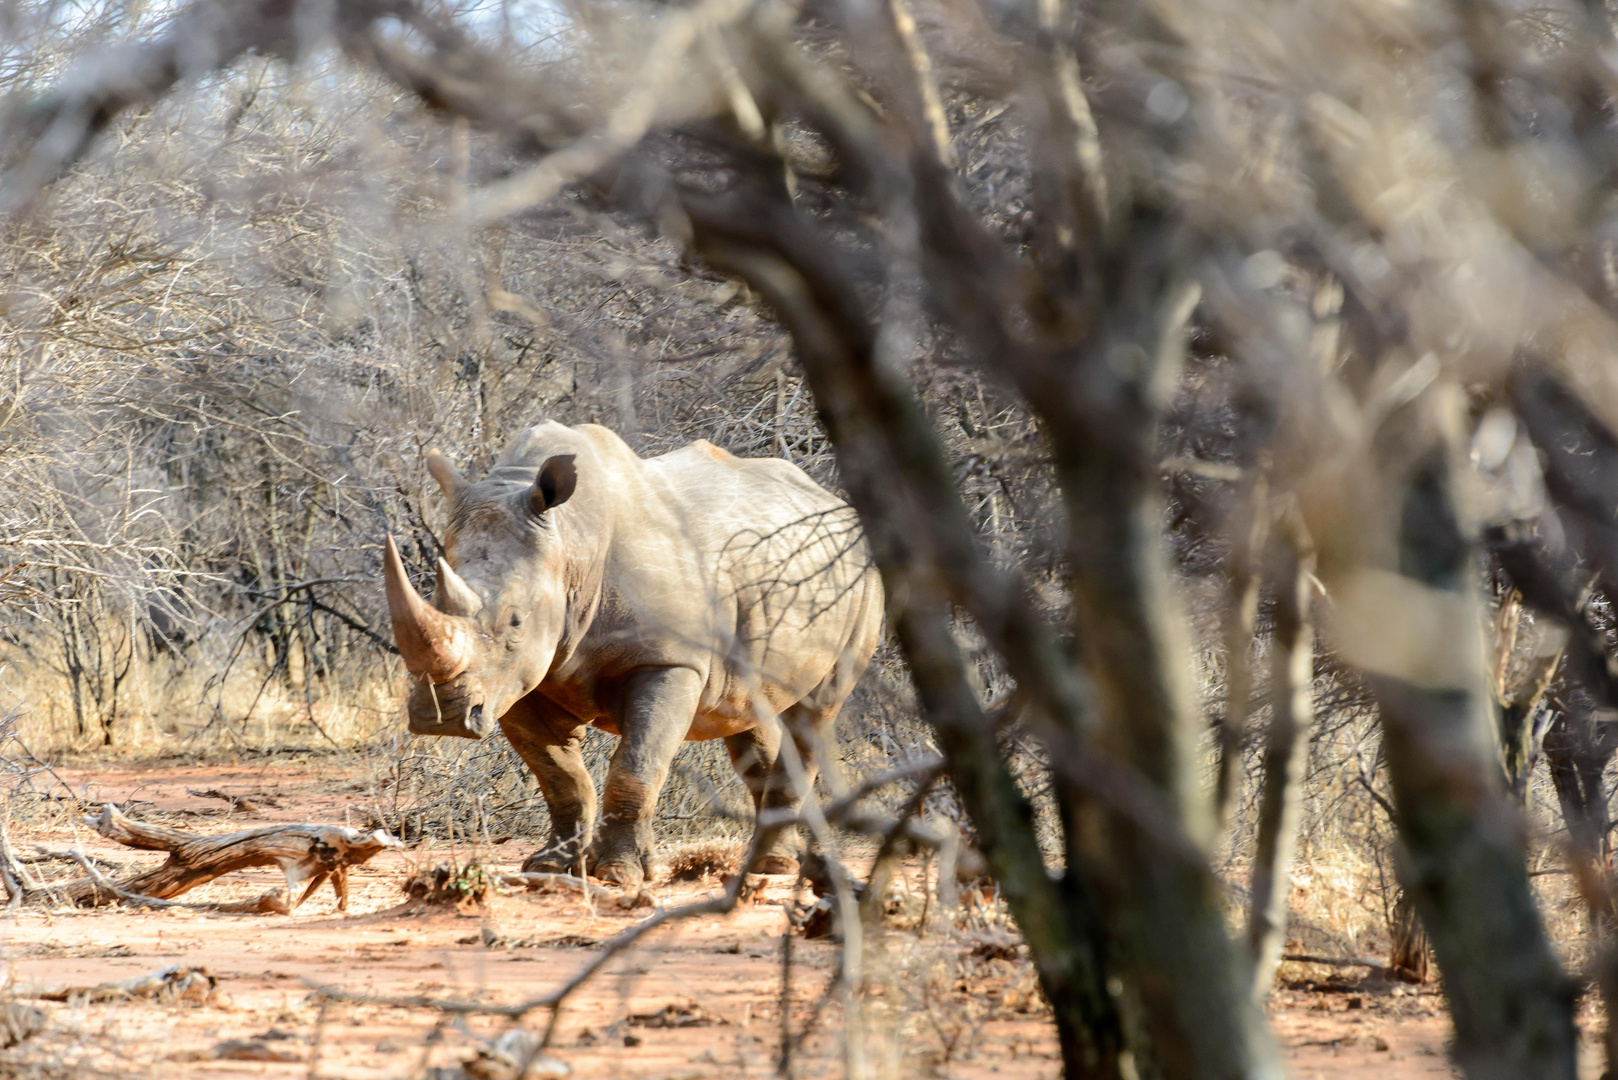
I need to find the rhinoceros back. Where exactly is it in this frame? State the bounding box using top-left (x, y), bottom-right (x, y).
top-left (638, 439), bottom-right (879, 716)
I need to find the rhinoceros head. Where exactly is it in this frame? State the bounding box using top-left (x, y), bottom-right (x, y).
top-left (384, 449), bottom-right (578, 739)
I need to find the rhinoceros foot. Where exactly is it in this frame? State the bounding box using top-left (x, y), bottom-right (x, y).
top-left (520, 849), bottom-right (575, 876)
top-left (590, 857), bottom-right (645, 889)
top-left (520, 831), bottom-right (590, 875)
top-left (585, 835), bottom-right (658, 890)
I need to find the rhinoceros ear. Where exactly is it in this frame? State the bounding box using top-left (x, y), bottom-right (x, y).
top-left (529, 455), bottom-right (577, 515)
top-left (426, 449), bottom-right (465, 500)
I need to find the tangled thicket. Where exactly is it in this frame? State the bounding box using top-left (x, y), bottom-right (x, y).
top-left (11, 0), bottom-right (1618, 1076)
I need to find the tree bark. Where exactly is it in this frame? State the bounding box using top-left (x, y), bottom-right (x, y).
top-left (1036, 225), bottom-right (1281, 1079)
top-left (1356, 449), bottom-right (1577, 1080)
top-left (1387, 888), bottom-right (1431, 984)
top-left (1245, 515), bottom-right (1316, 1000)
top-left (1054, 429), bottom-right (1281, 1080)
top-left (1490, 588), bottom-right (1561, 801)
top-left (1216, 480), bottom-right (1267, 832)
top-left (684, 205), bottom-right (1130, 1078)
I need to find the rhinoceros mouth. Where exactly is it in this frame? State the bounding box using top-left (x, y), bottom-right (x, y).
top-left (406, 680), bottom-right (491, 740)
top-left (407, 702), bottom-right (488, 740)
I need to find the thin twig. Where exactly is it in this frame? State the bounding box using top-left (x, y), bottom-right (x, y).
top-left (497, 871), bottom-right (619, 903)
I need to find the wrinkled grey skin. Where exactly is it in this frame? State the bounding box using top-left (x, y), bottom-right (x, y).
top-left (395, 422), bottom-right (884, 887)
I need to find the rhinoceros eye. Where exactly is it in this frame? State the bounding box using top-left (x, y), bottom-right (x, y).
top-left (509, 612), bottom-right (523, 629)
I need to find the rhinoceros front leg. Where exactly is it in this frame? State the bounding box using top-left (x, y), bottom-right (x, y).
top-left (497, 694), bottom-right (597, 875)
top-left (590, 666), bottom-right (703, 888)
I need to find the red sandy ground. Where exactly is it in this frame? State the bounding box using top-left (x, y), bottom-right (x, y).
top-left (0, 760), bottom-right (1604, 1078)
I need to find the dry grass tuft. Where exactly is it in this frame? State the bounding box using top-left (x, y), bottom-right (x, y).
top-left (401, 861), bottom-right (491, 911)
top-left (661, 837), bottom-right (745, 882)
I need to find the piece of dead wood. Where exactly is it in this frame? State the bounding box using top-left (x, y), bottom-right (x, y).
top-left (186, 788), bottom-right (279, 812)
top-left (10, 805), bottom-right (398, 911)
top-left (462, 1028), bottom-right (572, 1079)
top-left (497, 872), bottom-right (650, 909)
top-left (626, 1000), bottom-right (729, 1028)
top-left (209, 1038), bottom-right (301, 1062)
top-left (61, 852), bottom-right (292, 914)
top-left (20, 847), bottom-right (125, 872)
top-left (795, 895), bottom-right (837, 939)
top-left (0, 1001), bottom-right (46, 1046)
top-left (460, 928), bottom-right (600, 949)
top-left (24, 942), bottom-right (136, 959)
top-left (30, 964), bottom-right (222, 1005)
top-left (1280, 952), bottom-right (1389, 974)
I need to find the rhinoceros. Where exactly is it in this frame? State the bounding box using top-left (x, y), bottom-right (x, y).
top-left (383, 421), bottom-right (884, 887)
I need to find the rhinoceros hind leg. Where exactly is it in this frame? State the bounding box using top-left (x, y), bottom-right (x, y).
top-left (725, 723), bottom-right (800, 874)
top-left (726, 700), bottom-right (841, 875)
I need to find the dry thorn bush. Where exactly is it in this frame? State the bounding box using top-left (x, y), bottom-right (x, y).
top-left (11, 0), bottom-right (1618, 1073)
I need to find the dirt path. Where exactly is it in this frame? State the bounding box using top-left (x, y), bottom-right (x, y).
top-left (0, 761), bottom-right (1597, 1078)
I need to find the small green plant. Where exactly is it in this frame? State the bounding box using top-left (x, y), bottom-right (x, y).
top-left (401, 860), bottom-right (490, 909)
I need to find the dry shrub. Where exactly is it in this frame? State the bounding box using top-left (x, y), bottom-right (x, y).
top-left (661, 837), bottom-right (745, 883)
top-left (402, 861), bottom-right (492, 910)
top-left (376, 724), bottom-right (755, 847)
top-left (7, 4), bottom-right (1618, 1072)
top-left (854, 888), bottom-right (1051, 1074)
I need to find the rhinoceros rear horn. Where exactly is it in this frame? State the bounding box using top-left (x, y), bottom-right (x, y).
top-left (383, 535), bottom-right (473, 683)
top-left (435, 558), bottom-right (484, 618)
top-left (529, 454), bottom-right (577, 515)
top-left (426, 449), bottom-right (465, 500)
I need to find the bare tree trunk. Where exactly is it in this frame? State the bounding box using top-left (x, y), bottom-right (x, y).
top-left (1215, 479), bottom-right (1267, 831)
top-left (1500, 667), bottom-right (1561, 805)
top-left (685, 205), bottom-right (1131, 1078)
top-left (59, 614), bottom-right (89, 740)
top-left (1489, 588), bottom-right (1562, 801)
top-left (1489, 373), bottom-right (1618, 1077)
top-left (103, 615), bottom-right (133, 747)
top-left (1015, 209), bottom-right (1279, 1077)
top-left (1057, 441), bottom-right (1281, 1078)
top-left (1544, 700), bottom-right (1618, 875)
top-left (1387, 888), bottom-right (1431, 984)
top-left (1245, 513), bottom-right (1315, 1000)
top-left (1356, 446), bottom-right (1577, 1080)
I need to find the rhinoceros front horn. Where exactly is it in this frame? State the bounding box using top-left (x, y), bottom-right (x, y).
top-left (383, 535), bottom-right (474, 683)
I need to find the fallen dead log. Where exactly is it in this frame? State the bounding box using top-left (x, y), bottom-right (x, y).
top-left (63, 853), bottom-right (292, 914)
top-left (462, 1028), bottom-right (571, 1080)
top-left (185, 788), bottom-right (278, 812)
top-left (1280, 952), bottom-right (1389, 974)
top-left (28, 964), bottom-right (222, 1005)
top-left (7, 805), bottom-right (399, 912)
